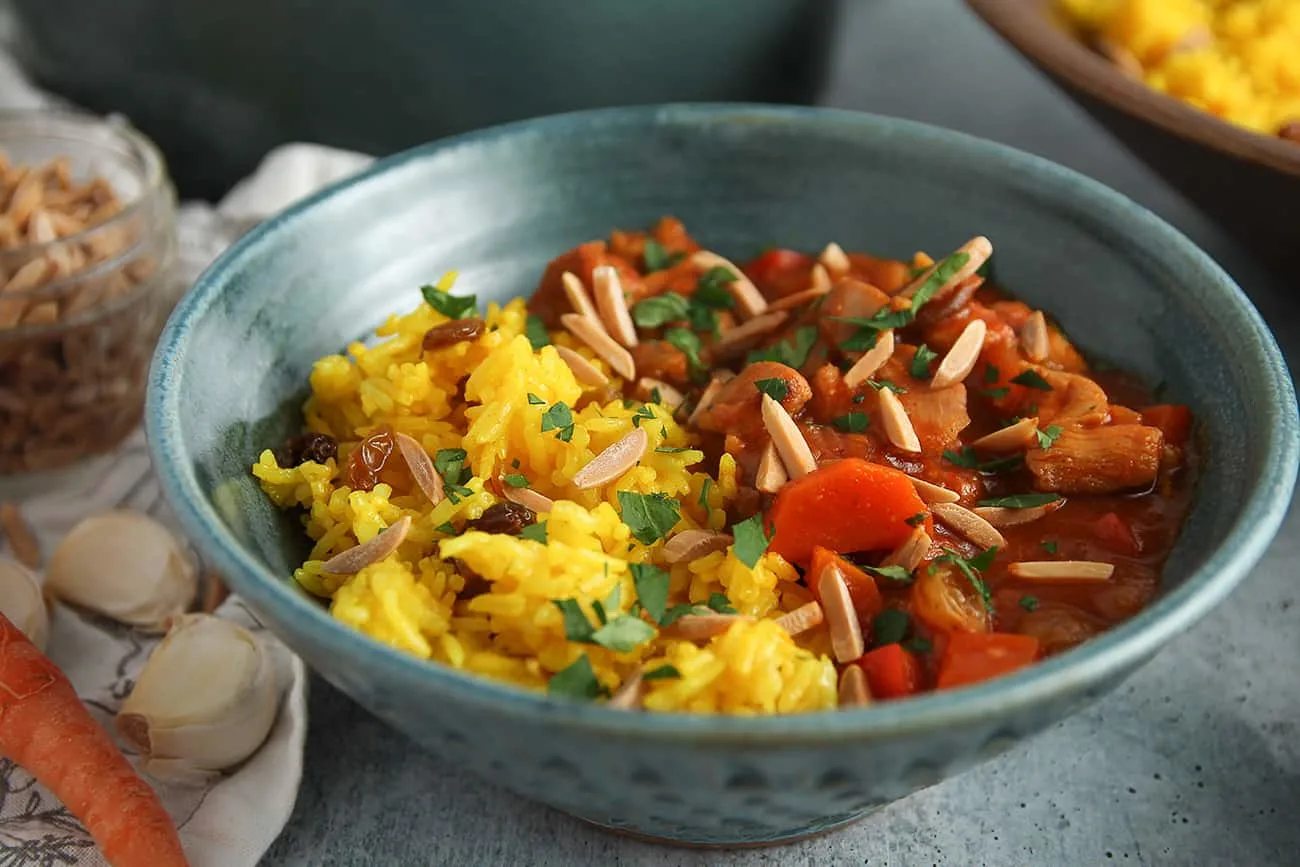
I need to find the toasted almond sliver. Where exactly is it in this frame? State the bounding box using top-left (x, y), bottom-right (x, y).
top-left (4, 257), bottom-right (51, 294)
top-left (819, 242), bottom-right (851, 276)
top-left (816, 562), bottom-right (865, 663)
top-left (638, 377), bottom-right (684, 411)
top-left (930, 502), bottom-right (1006, 550)
top-left (27, 209), bottom-right (55, 244)
top-left (755, 439), bottom-right (789, 494)
top-left (661, 529), bottom-right (734, 565)
top-left (809, 263), bottom-right (833, 294)
top-left (561, 313), bottom-right (635, 380)
top-left (838, 665), bottom-right (872, 708)
top-left (20, 301), bottom-right (57, 326)
top-left (686, 372), bottom-right (734, 426)
top-left (561, 271), bottom-right (601, 323)
top-left (321, 516), bottom-right (412, 575)
top-left (691, 251), bottom-right (768, 318)
top-left (930, 318), bottom-right (988, 389)
top-left (709, 311), bottom-right (789, 359)
top-left (555, 345), bottom-right (610, 387)
top-left (767, 283), bottom-right (831, 313)
top-left (394, 433), bottom-right (445, 505)
top-left (572, 427), bottom-right (649, 489)
top-left (591, 265), bottom-right (639, 348)
top-left (879, 388), bottom-right (921, 454)
top-left (900, 236), bottom-right (993, 300)
top-left (607, 671), bottom-right (645, 711)
top-left (661, 613), bottom-right (748, 642)
top-left (774, 601), bottom-right (824, 637)
top-left (1007, 561), bottom-right (1116, 582)
top-left (842, 329), bottom-right (896, 388)
top-left (880, 527), bottom-right (932, 573)
top-left (761, 394), bottom-right (817, 478)
top-left (969, 417), bottom-right (1039, 453)
top-left (973, 504), bottom-right (1056, 528)
top-left (1021, 310), bottom-right (1050, 363)
top-left (0, 502), bottom-right (42, 569)
top-left (503, 485), bottom-right (555, 515)
top-left (908, 475), bottom-right (960, 504)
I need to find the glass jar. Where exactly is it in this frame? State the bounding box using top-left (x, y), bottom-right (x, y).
top-left (0, 111), bottom-right (179, 487)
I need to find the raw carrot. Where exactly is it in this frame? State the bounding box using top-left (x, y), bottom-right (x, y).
top-left (856, 643), bottom-right (924, 699)
top-left (807, 546), bottom-right (884, 624)
top-left (768, 458), bottom-right (926, 566)
top-left (936, 631), bottom-right (1040, 690)
top-left (1141, 404), bottom-right (1192, 447)
top-left (0, 613), bottom-right (188, 866)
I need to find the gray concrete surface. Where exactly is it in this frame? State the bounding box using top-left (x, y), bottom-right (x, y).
top-left (264, 2), bottom-right (1300, 864)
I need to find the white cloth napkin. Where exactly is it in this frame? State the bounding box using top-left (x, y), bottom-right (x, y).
top-left (0, 105), bottom-right (374, 864)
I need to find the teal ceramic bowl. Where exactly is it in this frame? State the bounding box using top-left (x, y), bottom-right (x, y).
top-left (146, 105), bottom-right (1298, 846)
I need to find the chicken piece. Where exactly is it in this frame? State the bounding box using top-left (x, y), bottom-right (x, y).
top-left (530, 241), bottom-right (646, 327)
top-left (845, 252), bottom-right (912, 294)
top-left (693, 362), bottom-right (811, 435)
top-left (1035, 369), bottom-right (1110, 428)
top-left (1026, 425), bottom-right (1164, 494)
top-left (818, 277), bottom-right (892, 354)
top-left (898, 382), bottom-right (971, 452)
top-left (630, 341), bottom-right (689, 386)
top-left (988, 300), bottom-right (1089, 373)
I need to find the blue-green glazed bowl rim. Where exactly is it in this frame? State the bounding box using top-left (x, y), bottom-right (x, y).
top-left (147, 104), bottom-right (1299, 744)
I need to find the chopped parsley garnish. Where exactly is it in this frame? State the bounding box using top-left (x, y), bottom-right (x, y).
top-left (868, 379), bottom-right (907, 394)
top-left (833, 308), bottom-right (913, 353)
top-left (525, 314), bottom-right (551, 350)
top-left (1036, 424), bottom-right (1064, 449)
top-left (433, 448), bottom-right (473, 502)
top-left (548, 654), bottom-right (606, 700)
top-left (831, 412), bottom-right (869, 433)
top-left (872, 609), bottom-right (910, 647)
top-left (695, 266), bottom-right (738, 308)
top-left (864, 564), bottom-right (914, 584)
top-left (903, 637), bottom-right (933, 654)
top-left (541, 401), bottom-right (576, 442)
top-left (910, 344), bottom-right (939, 379)
top-left (630, 563), bottom-right (670, 624)
top-left (852, 394), bottom-right (866, 405)
top-left (420, 282), bottom-right (478, 319)
top-left (977, 493), bottom-right (1061, 509)
top-left (520, 521), bottom-right (548, 543)
top-left (660, 593), bottom-right (739, 626)
top-left (983, 387), bottom-right (1011, 400)
top-left (663, 327), bottom-right (704, 373)
top-left (934, 547), bottom-right (997, 613)
top-left (618, 491), bottom-right (681, 545)
top-left (503, 473), bottom-right (529, 488)
top-left (553, 595), bottom-right (655, 652)
top-left (707, 592), bottom-right (738, 614)
top-left (942, 446), bottom-right (1024, 473)
top-left (748, 325), bottom-right (818, 369)
top-left (754, 378), bottom-right (790, 401)
top-left (905, 511), bottom-right (928, 528)
top-left (643, 239), bottom-right (684, 273)
top-left (642, 664), bottom-right (682, 681)
top-left (511, 458), bottom-right (521, 469)
top-left (554, 598), bottom-right (598, 642)
top-left (732, 513), bottom-right (775, 568)
top-left (631, 292), bottom-right (690, 329)
top-left (699, 478), bottom-right (713, 513)
top-left (985, 364), bottom-right (1000, 384)
top-left (434, 521), bottom-right (458, 535)
top-left (527, 393), bottom-right (545, 406)
top-left (909, 251), bottom-right (971, 310)
top-left (655, 446), bottom-right (692, 454)
top-left (631, 404), bottom-right (657, 428)
top-left (1040, 540), bottom-right (1058, 555)
top-left (1011, 369), bottom-right (1053, 391)
top-left (1019, 595), bottom-right (1040, 612)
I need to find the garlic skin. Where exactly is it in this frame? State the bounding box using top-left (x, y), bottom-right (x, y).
top-left (117, 614), bottom-right (282, 786)
top-left (0, 558), bottom-right (49, 651)
top-left (44, 510), bottom-right (196, 628)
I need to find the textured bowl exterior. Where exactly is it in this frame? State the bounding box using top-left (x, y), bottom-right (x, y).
top-left (146, 105), bottom-right (1298, 845)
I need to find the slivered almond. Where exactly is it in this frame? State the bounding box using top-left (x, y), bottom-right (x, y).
top-left (27, 209), bottom-right (55, 244)
top-left (879, 388), bottom-right (921, 453)
top-left (561, 271), bottom-right (601, 323)
top-left (321, 516), bottom-right (412, 574)
top-left (708, 310), bottom-right (788, 359)
top-left (503, 485), bottom-right (555, 514)
top-left (1020, 310), bottom-right (1050, 362)
top-left (969, 417), bottom-right (1038, 453)
top-left (690, 251), bottom-right (768, 318)
top-left (637, 377), bottom-right (684, 411)
top-left (842, 329), bottom-right (896, 388)
top-left (974, 504), bottom-right (1056, 528)
top-left (687, 372), bottom-right (733, 426)
top-left (571, 427), bottom-right (648, 489)
top-left (661, 529), bottom-right (733, 565)
top-left (761, 394), bottom-right (816, 478)
top-left (774, 601), bottom-right (824, 637)
top-left (809, 263), bottom-right (832, 294)
top-left (394, 433), bottom-right (445, 505)
top-left (900, 236), bottom-right (993, 299)
top-left (768, 283), bottom-right (830, 312)
top-left (930, 502), bottom-right (1006, 550)
top-left (838, 665), bottom-right (872, 707)
top-left (561, 313), bottom-right (635, 380)
top-left (881, 527), bottom-right (932, 573)
top-left (1007, 561), bottom-right (1115, 582)
top-left (930, 318), bottom-right (988, 389)
top-left (816, 562), bottom-right (865, 663)
top-left (755, 439), bottom-right (789, 494)
top-left (608, 671), bottom-right (645, 710)
top-left (819, 242), bottom-right (851, 275)
top-left (661, 613), bottom-right (747, 642)
top-left (0, 502), bottom-right (41, 569)
top-left (555, 345), bottom-right (610, 387)
top-left (591, 265), bottom-right (638, 347)
top-left (908, 475), bottom-right (960, 504)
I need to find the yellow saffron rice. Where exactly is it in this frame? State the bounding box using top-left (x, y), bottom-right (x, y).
top-left (253, 279), bottom-right (837, 714)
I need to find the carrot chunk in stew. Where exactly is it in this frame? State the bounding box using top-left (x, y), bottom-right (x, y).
top-left (808, 546), bottom-right (885, 625)
top-left (857, 644), bottom-right (924, 699)
top-left (936, 632), bottom-right (1041, 690)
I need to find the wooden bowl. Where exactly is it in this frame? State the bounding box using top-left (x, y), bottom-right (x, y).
top-left (965, 0), bottom-right (1300, 276)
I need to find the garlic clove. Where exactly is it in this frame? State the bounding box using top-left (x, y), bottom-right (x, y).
top-left (45, 510), bottom-right (197, 628)
top-left (0, 558), bottom-right (49, 651)
top-left (118, 614), bottom-right (281, 785)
